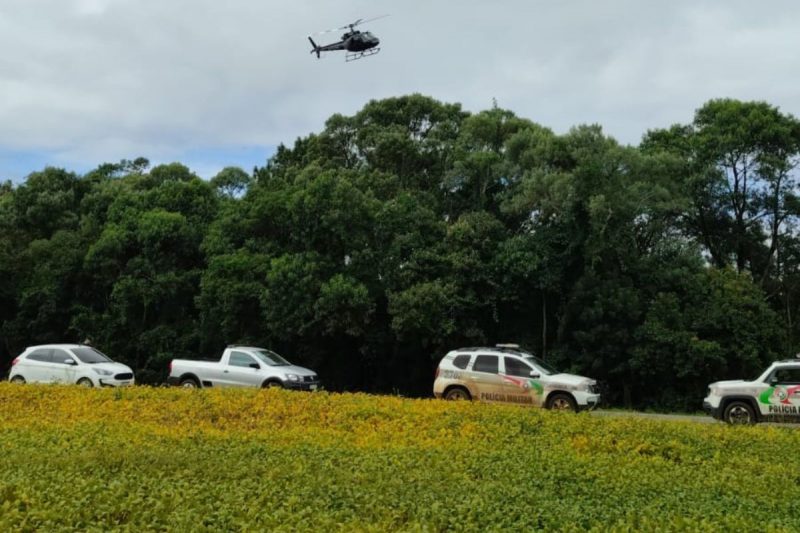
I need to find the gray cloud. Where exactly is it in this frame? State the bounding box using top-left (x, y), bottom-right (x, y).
top-left (1, 0), bottom-right (799, 171)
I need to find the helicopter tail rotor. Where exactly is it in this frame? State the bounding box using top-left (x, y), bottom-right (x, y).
top-left (307, 36), bottom-right (320, 58)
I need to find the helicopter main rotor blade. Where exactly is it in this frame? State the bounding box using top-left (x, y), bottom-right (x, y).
top-left (310, 14), bottom-right (389, 36)
top-left (351, 14), bottom-right (389, 27)
top-left (311, 24), bottom-right (351, 36)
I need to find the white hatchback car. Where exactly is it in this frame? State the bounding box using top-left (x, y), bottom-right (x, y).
top-left (9, 344), bottom-right (135, 387)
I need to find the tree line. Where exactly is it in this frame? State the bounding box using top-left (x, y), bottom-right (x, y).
top-left (2, 95), bottom-right (799, 410)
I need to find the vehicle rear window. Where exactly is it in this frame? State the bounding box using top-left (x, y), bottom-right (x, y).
top-left (26, 349), bottom-right (52, 362)
top-left (473, 355), bottom-right (498, 374)
top-left (452, 355), bottom-right (471, 369)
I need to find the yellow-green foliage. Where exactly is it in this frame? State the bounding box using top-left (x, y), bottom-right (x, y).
top-left (1, 384), bottom-right (799, 531)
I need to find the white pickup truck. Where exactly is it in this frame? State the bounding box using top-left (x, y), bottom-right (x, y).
top-left (168, 346), bottom-right (321, 390)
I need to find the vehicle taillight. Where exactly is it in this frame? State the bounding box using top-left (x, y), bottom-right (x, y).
top-left (11, 357), bottom-right (19, 367)
top-left (434, 367), bottom-right (440, 379)
top-left (168, 360), bottom-right (173, 374)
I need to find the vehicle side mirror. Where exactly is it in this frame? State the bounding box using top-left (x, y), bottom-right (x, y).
top-left (529, 371), bottom-right (540, 379)
top-left (769, 376), bottom-right (780, 386)
top-left (249, 363), bottom-right (260, 370)
top-left (65, 359), bottom-right (77, 365)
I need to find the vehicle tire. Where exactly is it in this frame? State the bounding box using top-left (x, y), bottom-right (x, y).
top-left (444, 386), bottom-right (471, 401)
top-left (10, 375), bottom-right (25, 384)
top-left (546, 392), bottom-right (577, 412)
top-left (723, 401), bottom-right (756, 425)
top-left (180, 377), bottom-right (200, 389)
top-left (263, 380), bottom-right (283, 389)
top-left (77, 378), bottom-right (94, 388)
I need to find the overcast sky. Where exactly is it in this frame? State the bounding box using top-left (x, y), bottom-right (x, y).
top-left (1, 0), bottom-right (798, 180)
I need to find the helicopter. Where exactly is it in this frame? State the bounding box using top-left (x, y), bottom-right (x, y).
top-left (308, 15), bottom-right (388, 62)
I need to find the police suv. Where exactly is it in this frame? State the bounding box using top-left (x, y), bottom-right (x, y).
top-left (704, 358), bottom-right (800, 424)
top-left (433, 345), bottom-right (600, 412)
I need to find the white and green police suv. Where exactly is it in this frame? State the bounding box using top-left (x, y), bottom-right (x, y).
top-left (704, 358), bottom-right (800, 424)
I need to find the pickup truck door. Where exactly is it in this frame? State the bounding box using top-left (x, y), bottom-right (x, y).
top-left (221, 351), bottom-right (266, 388)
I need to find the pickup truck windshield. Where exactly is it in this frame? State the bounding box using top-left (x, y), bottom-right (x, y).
top-left (72, 347), bottom-right (113, 364)
top-left (252, 349), bottom-right (290, 366)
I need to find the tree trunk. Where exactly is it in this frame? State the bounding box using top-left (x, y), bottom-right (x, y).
top-left (623, 383), bottom-right (632, 409)
top-left (541, 293), bottom-right (547, 360)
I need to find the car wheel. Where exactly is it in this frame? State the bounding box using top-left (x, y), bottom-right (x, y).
top-left (264, 380), bottom-right (283, 389)
top-left (723, 401), bottom-right (756, 425)
top-left (77, 378), bottom-right (94, 388)
top-left (444, 387), bottom-right (471, 401)
top-left (180, 378), bottom-right (200, 388)
top-left (547, 393), bottom-right (577, 412)
top-left (10, 375), bottom-right (25, 384)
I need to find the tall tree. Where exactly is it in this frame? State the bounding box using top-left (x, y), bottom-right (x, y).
top-left (643, 99), bottom-right (800, 281)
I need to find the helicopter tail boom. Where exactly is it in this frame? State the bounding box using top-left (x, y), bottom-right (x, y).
top-left (308, 36), bottom-right (320, 58)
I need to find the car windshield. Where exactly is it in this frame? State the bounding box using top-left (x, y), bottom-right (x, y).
top-left (72, 347), bottom-right (113, 364)
top-left (520, 353), bottom-right (559, 376)
top-left (252, 349), bottom-right (290, 367)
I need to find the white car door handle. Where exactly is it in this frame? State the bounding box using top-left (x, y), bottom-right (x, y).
top-left (223, 370), bottom-right (229, 373)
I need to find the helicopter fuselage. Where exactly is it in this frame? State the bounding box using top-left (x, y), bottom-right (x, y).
top-left (342, 31), bottom-right (380, 52)
top-left (309, 31), bottom-right (379, 55)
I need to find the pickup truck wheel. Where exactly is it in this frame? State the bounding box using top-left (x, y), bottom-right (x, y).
top-left (263, 380), bottom-right (283, 389)
top-left (723, 401), bottom-right (756, 425)
top-left (180, 378), bottom-right (200, 388)
top-left (10, 375), bottom-right (25, 384)
top-left (77, 378), bottom-right (94, 388)
top-left (546, 393), bottom-right (577, 412)
top-left (444, 386), bottom-right (471, 401)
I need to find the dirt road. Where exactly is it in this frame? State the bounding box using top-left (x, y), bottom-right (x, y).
top-left (592, 409), bottom-right (797, 427)
top-left (591, 409), bottom-right (715, 423)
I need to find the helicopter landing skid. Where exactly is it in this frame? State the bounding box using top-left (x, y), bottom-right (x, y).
top-left (346, 48), bottom-right (380, 62)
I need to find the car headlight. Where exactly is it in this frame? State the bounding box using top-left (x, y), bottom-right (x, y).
top-left (286, 374), bottom-right (300, 382)
top-left (92, 368), bottom-right (113, 376)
